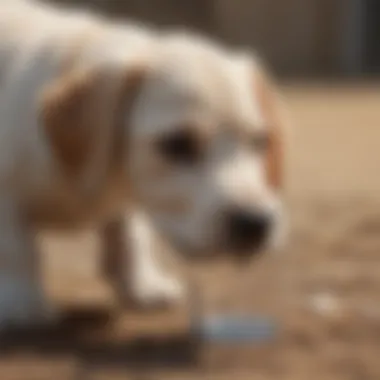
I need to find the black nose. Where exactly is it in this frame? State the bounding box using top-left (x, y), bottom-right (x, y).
top-left (226, 209), bottom-right (271, 254)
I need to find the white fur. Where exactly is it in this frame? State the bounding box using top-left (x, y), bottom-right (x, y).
top-left (0, 197), bottom-right (52, 327)
top-left (0, 1), bottom-right (174, 327)
top-left (129, 43), bottom-right (281, 253)
top-left (0, 1), bottom-right (284, 328)
top-left (128, 211), bottom-right (183, 306)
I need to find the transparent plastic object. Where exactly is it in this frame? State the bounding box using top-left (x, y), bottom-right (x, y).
top-left (191, 313), bottom-right (278, 344)
top-left (187, 256), bottom-right (285, 344)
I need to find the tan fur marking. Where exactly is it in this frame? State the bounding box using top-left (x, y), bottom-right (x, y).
top-left (255, 68), bottom-right (286, 189)
top-left (145, 197), bottom-right (191, 215)
top-left (40, 65), bottom-right (146, 182)
top-left (111, 68), bottom-right (147, 170)
top-left (41, 69), bottom-right (98, 176)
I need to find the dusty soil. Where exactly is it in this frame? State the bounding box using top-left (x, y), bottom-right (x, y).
top-left (1, 84), bottom-right (380, 380)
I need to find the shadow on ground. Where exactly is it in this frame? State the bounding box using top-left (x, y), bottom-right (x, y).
top-left (0, 311), bottom-right (201, 371)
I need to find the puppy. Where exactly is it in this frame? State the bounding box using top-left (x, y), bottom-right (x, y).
top-left (0, 0), bottom-right (286, 327)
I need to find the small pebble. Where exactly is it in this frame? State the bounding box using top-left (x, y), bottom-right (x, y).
top-left (309, 292), bottom-right (340, 316)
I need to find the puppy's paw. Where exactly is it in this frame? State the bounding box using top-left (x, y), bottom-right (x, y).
top-left (0, 275), bottom-right (56, 331)
top-left (130, 273), bottom-right (185, 309)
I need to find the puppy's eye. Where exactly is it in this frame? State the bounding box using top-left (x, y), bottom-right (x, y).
top-left (251, 131), bottom-right (270, 153)
top-left (157, 129), bottom-right (201, 164)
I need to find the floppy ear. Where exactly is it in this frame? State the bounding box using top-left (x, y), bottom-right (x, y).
top-left (253, 64), bottom-right (288, 190)
top-left (41, 68), bottom-right (99, 177)
top-left (40, 65), bottom-right (145, 181)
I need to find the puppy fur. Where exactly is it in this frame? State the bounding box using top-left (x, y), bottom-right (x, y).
top-left (0, 0), bottom-right (286, 327)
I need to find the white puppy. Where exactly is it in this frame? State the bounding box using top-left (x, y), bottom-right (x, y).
top-left (0, 0), bottom-right (286, 328)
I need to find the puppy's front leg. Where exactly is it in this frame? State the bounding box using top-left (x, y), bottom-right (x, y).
top-left (0, 197), bottom-right (50, 329)
top-left (101, 210), bottom-right (184, 309)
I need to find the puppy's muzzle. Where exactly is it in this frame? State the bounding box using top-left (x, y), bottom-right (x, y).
top-left (225, 208), bottom-right (272, 259)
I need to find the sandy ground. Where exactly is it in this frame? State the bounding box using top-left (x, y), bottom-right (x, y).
top-left (1, 83), bottom-right (380, 380)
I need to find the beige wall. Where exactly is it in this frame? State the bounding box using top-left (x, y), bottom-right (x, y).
top-left (214, 0), bottom-right (316, 74)
top-left (214, 0), bottom-right (345, 75)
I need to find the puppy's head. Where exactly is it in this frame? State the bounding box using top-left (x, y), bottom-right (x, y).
top-left (128, 37), bottom-right (288, 260)
top-left (41, 36), bottom-right (287, 260)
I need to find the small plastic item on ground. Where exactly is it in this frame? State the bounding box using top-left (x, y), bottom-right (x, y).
top-left (188, 275), bottom-right (279, 344)
top-left (191, 313), bottom-right (278, 344)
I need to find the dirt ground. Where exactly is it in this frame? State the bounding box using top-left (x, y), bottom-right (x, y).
top-left (1, 83), bottom-right (380, 380)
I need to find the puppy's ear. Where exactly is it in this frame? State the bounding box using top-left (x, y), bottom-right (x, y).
top-left (41, 68), bottom-right (99, 177)
top-left (253, 63), bottom-right (289, 190)
top-left (40, 65), bottom-right (145, 180)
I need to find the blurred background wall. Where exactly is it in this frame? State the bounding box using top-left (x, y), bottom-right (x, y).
top-left (46, 0), bottom-right (379, 78)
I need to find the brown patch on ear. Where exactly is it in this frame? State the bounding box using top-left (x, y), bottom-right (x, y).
top-left (110, 68), bottom-right (147, 169)
top-left (41, 69), bottom-right (98, 176)
top-left (254, 66), bottom-right (288, 189)
top-left (40, 65), bottom-right (146, 180)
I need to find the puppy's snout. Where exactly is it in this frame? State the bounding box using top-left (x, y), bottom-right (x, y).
top-left (226, 208), bottom-right (271, 256)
